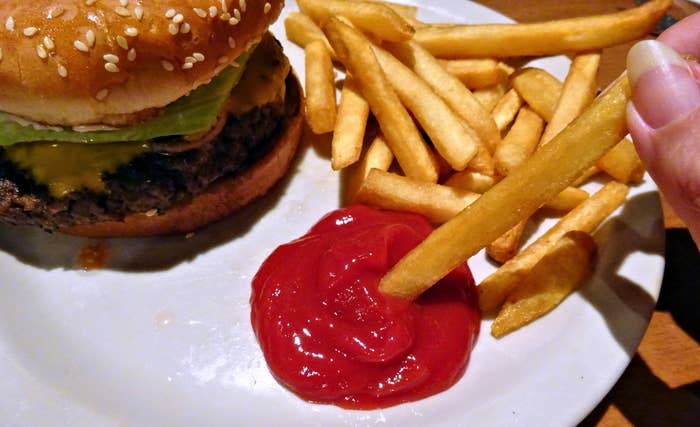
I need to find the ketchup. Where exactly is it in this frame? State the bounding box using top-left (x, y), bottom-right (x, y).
top-left (251, 206), bottom-right (480, 409)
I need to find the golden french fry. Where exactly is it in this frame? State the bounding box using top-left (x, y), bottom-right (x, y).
top-left (511, 68), bottom-right (563, 122)
top-left (478, 181), bottom-right (628, 313)
top-left (284, 12), bottom-right (333, 53)
top-left (323, 17), bottom-right (438, 182)
top-left (371, 46), bottom-right (479, 171)
top-left (413, 0), bottom-right (671, 57)
top-left (487, 219), bottom-right (529, 264)
top-left (491, 231), bottom-right (597, 338)
top-left (332, 79), bottom-right (370, 170)
top-left (444, 170), bottom-right (496, 194)
top-left (352, 0), bottom-right (418, 20)
top-left (544, 186), bottom-right (589, 211)
top-left (473, 82), bottom-right (508, 113)
top-left (467, 143), bottom-right (497, 176)
top-left (541, 52), bottom-right (601, 144)
top-left (378, 74), bottom-right (631, 301)
top-left (573, 165), bottom-right (601, 187)
top-left (355, 169), bottom-right (480, 224)
top-left (299, 0), bottom-right (415, 42)
top-left (597, 138), bottom-right (645, 184)
top-left (385, 41), bottom-right (501, 153)
top-left (492, 88), bottom-right (524, 131)
top-left (494, 107), bottom-right (544, 176)
top-left (438, 59), bottom-right (505, 89)
top-left (346, 134), bottom-right (394, 202)
top-left (305, 40), bottom-right (337, 134)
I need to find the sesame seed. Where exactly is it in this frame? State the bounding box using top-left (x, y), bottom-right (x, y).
top-left (193, 7), bottom-right (206, 18)
top-left (173, 13), bottom-right (184, 24)
top-left (103, 53), bottom-right (119, 63)
top-left (74, 40), bottom-right (89, 52)
top-left (119, 0), bottom-right (128, 6)
top-left (86, 30), bottom-right (96, 47)
top-left (23, 27), bottom-right (39, 37)
top-left (231, 60), bottom-right (240, 68)
top-left (193, 52), bottom-right (205, 62)
top-left (43, 36), bottom-right (55, 50)
top-left (228, 17), bottom-right (239, 26)
top-left (124, 26), bottom-right (138, 37)
top-left (86, 0), bottom-right (97, 6)
top-left (161, 60), bottom-right (174, 71)
top-left (233, 9), bottom-right (241, 20)
top-left (264, 2), bottom-right (272, 14)
top-left (220, 12), bottom-right (231, 21)
top-left (168, 23), bottom-right (179, 35)
top-left (104, 62), bottom-right (120, 73)
top-left (185, 56), bottom-right (196, 64)
top-left (116, 35), bottom-right (128, 50)
top-left (115, 6), bottom-right (130, 17)
top-left (134, 5), bottom-right (144, 20)
top-left (218, 55), bottom-right (229, 64)
top-left (209, 6), bottom-right (218, 18)
top-left (57, 64), bottom-right (68, 78)
top-left (96, 89), bottom-right (109, 101)
top-left (5, 17), bottom-right (14, 32)
top-left (165, 9), bottom-right (176, 18)
top-left (47, 6), bottom-right (65, 19)
top-left (0, 48), bottom-right (3, 62)
top-left (145, 209), bottom-right (158, 217)
top-left (239, 0), bottom-right (247, 12)
top-left (228, 36), bottom-right (236, 48)
top-left (36, 44), bottom-right (48, 59)
top-left (180, 22), bottom-right (191, 34)
top-left (182, 62), bottom-right (193, 70)
top-left (220, 0), bottom-right (228, 13)
top-left (127, 48), bottom-right (136, 61)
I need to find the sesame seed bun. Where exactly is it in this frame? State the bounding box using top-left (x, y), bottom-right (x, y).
top-left (0, 0), bottom-right (283, 126)
top-left (60, 71), bottom-right (303, 238)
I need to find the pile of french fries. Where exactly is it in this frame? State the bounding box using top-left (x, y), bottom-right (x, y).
top-left (286, 0), bottom-right (671, 337)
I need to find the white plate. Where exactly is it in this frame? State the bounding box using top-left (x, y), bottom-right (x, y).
top-left (0, 1), bottom-right (664, 426)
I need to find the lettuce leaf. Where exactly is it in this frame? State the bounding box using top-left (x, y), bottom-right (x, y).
top-left (0, 51), bottom-right (252, 147)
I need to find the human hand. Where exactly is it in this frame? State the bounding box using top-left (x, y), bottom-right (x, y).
top-left (626, 12), bottom-right (700, 246)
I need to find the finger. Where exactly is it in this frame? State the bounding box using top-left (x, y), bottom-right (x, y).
top-left (658, 12), bottom-right (700, 58)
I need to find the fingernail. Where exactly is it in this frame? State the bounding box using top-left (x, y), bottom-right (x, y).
top-left (627, 40), bottom-right (700, 129)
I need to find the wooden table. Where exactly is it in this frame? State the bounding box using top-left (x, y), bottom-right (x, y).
top-left (474, 1), bottom-right (700, 425)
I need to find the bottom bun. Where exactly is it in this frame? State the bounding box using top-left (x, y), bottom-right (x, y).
top-left (62, 74), bottom-right (304, 238)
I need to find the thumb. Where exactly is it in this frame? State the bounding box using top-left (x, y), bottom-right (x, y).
top-left (627, 40), bottom-right (700, 245)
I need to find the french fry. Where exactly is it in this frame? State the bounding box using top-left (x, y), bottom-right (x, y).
top-left (511, 68), bottom-right (563, 122)
top-left (323, 17), bottom-right (439, 182)
top-left (444, 170), bottom-right (496, 194)
top-left (378, 74), bottom-right (631, 301)
top-left (473, 82), bottom-right (508, 112)
top-left (355, 169), bottom-right (480, 224)
top-left (544, 187), bottom-right (589, 211)
top-left (491, 231), bottom-right (597, 337)
top-left (478, 181), bottom-right (628, 313)
top-left (305, 41), bottom-right (337, 134)
top-left (284, 12), bottom-right (333, 53)
top-left (573, 165), bottom-right (601, 187)
top-left (597, 138), bottom-right (645, 184)
top-left (352, 0), bottom-right (418, 21)
top-left (540, 52), bottom-right (601, 144)
top-left (487, 219), bottom-right (528, 264)
top-left (413, 0), bottom-right (671, 58)
top-left (492, 89), bottom-right (524, 131)
top-left (385, 41), bottom-right (501, 153)
top-left (299, 0), bottom-right (415, 42)
top-left (494, 107), bottom-right (544, 176)
top-left (438, 59), bottom-right (505, 89)
top-left (467, 143), bottom-right (497, 176)
top-left (346, 134), bottom-right (394, 202)
top-left (332, 78), bottom-right (370, 170)
top-left (371, 46), bottom-right (479, 171)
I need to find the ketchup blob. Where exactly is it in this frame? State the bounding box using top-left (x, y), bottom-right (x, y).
top-left (251, 206), bottom-right (480, 409)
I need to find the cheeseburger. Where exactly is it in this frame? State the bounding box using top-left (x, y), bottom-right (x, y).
top-left (0, 0), bottom-right (303, 237)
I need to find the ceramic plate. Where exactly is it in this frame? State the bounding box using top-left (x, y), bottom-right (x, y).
top-left (0, 1), bottom-right (664, 426)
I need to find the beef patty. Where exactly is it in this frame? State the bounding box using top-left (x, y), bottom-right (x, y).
top-left (0, 73), bottom-right (300, 231)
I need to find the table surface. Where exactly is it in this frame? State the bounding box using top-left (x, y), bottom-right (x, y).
top-left (475, 1), bottom-right (700, 425)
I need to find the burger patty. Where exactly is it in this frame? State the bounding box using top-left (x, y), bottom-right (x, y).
top-left (0, 73), bottom-right (300, 232)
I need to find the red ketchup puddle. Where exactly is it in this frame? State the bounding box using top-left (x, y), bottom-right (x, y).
top-left (251, 206), bottom-right (480, 409)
